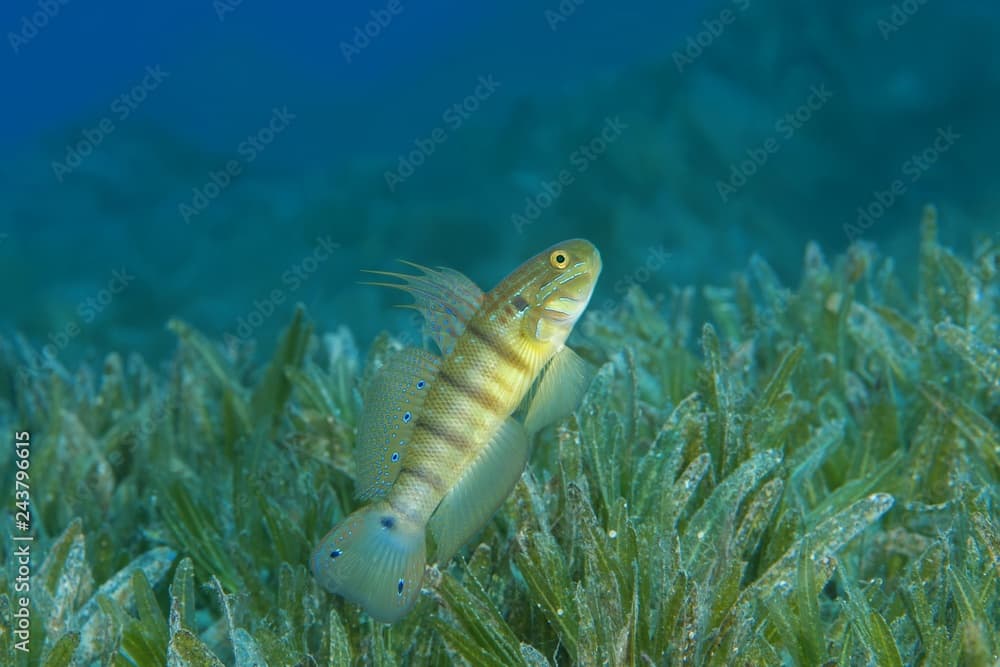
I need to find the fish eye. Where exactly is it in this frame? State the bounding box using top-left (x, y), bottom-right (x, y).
top-left (549, 250), bottom-right (569, 269)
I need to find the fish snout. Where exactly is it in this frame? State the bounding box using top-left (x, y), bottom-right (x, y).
top-left (541, 266), bottom-right (599, 325)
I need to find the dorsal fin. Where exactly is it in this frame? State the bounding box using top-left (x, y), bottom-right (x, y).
top-left (355, 347), bottom-right (440, 500)
top-left (362, 261), bottom-right (484, 355)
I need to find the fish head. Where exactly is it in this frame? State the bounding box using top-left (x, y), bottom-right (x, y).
top-left (519, 238), bottom-right (602, 345)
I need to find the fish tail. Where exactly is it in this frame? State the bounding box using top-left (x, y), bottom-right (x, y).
top-left (310, 501), bottom-right (426, 623)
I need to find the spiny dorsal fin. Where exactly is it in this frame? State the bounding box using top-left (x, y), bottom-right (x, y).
top-left (355, 347), bottom-right (440, 500)
top-left (362, 261), bottom-right (484, 355)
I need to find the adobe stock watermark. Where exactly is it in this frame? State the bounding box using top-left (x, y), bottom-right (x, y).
top-left (591, 244), bottom-right (672, 321)
top-left (16, 268), bottom-right (135, 382)
top-left (79, 391), bottom-right (180, 478)
top-left (179, 106), bottom-right (295, 224)
top-left (512, 115), bottom-right (628, 235)
top-left (843, 126), bottom-right (960, 242)
top-left (672, 0), bottom-right (750, 73)
top-left (8, 0), bottom-right (70, 53)
top-left (51, 66), bottom-right (170, 183)
top-left (877, 0), bottom-right (930, 40)
top-left (384, 75), bottom-right (501, 192)
top-left (716, 83), bottom-right (833, 203)
top-left (340, 0), bottom-right (404, 63)
top-left (60, 392), bottom-right (179, 506)
top-left (223, 236), bottom-right (340, 345)
top-left (213, 0), bottom-right (244, 21)
top-left (120, 393), bottom-right (177, 454)
top-left (544, 0), bottom-right (584, 31)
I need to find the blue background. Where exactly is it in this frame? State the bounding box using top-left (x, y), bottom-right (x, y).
top-left (1, 0), bottom-right (996, 365)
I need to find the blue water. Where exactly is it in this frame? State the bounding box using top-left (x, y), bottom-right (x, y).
top-left (2, 0), bottom-right (997, 366)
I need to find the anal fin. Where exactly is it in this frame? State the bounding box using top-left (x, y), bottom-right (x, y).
top-left (427, 418), bottom-right (529, 564)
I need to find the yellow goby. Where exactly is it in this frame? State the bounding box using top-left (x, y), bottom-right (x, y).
top-left (310, 239), bottom-right (601, 622)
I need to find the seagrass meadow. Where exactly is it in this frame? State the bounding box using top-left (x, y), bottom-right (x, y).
top-left (1, 211), bottom-right (998, 666)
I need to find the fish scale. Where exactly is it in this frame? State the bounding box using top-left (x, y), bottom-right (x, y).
top-left (393, 319), bottom-right (537, 518)
top-left (311, 238), bottom-right (602, 623)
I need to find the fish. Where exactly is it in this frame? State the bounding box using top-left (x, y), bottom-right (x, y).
top-left (310, 238), bottom-right (602, 623)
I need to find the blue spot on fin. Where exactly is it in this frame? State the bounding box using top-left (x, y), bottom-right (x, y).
top-left (355, 347), bottom-right (441, 500)
top-left (309, 501), bottom-right (426, 623)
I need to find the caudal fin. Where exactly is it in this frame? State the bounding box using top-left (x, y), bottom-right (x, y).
top-left (310, 501), bottom-right (426, 623)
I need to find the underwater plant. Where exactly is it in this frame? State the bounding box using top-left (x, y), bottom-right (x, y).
top-left (1, 208), bottom-right (997, 665)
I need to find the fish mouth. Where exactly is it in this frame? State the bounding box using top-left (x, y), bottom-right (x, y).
top-left (542, 295), bottom-right (583, 321)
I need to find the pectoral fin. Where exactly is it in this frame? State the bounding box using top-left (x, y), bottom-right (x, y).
top-left (427, 418), bottom-right (529, 564)
top-left (523, 345), bottom-right (591, 435)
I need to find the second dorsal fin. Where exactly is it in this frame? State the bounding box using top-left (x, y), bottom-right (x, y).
top-left (354, 347), bottom-right (441, 500)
